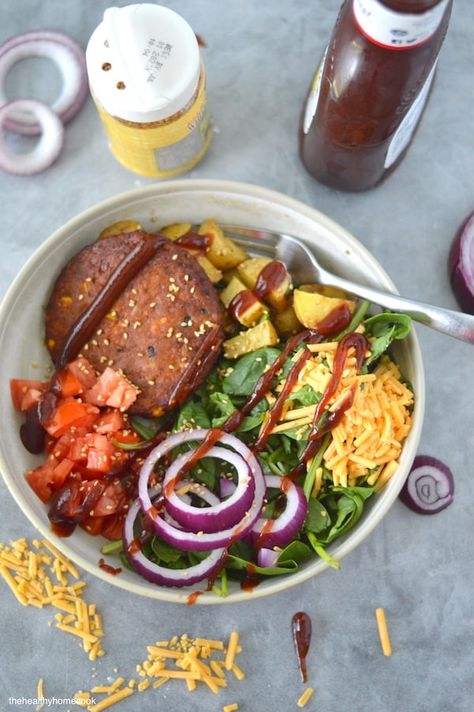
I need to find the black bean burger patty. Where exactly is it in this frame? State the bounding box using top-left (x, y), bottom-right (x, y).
top-left (45, 232), bottom-right (224, 415)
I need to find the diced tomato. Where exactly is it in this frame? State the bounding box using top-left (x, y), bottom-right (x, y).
top-left (54, 368), bottom-right (83, 398)
top-left (10, 379), bottom-right (48, 411)
top-left (53, 458), bottom-right (75, 487)
top-left (43, 398), bottom-right (99, 438)
top-left (85, 434), bottom-right (112, 473)
top-left (68, 432), bottom-right (112, 475)
top-left (95, 409), bottom-right (125, 434)
top-left (101, 512), bottom-right (126, 540)
top-left (85, 367), bottom-right (138, 412)
top-left (92, 480), bottom-right (128, 516)
top-left (26, 459), bottom-right (57, 503)
top-left (80, 515), bottom-right (106, 536)
top-left (67, 357), bottom-right (97, 391)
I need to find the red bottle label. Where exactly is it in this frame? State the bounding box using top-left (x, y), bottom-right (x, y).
top-left (353, 0), bottom-right (449, 50)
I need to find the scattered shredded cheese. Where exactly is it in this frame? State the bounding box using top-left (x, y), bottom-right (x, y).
top-left (375, 607), bottom-right (392, 656)
top-left (297, 686), bottom-right (314, 708)
top-left (36, 678), bottom-right (45, 712)
top-left (223, 705), bottom-right (239, 712)
top-left (74, 631), bottom-right (244, 710)
top-left (0, 538), bottom-right (105, 659)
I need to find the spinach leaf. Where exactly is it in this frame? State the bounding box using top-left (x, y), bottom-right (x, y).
top-left (150, 537), bottom-right (184, 565)
top-left (320, 486), bottom-right (374, 544)
top-left (288, 384), bottom-right (321, 407)
top-left (277, 540), bottom-right (313, 565)
top-left (226, 553), bottom-right (299, 576)
top-left (223, 347), bottom-right (281, 396)
top-left (174, 400), bottom-right (211, 432)
top-left (130, 415), bottom-right (163, 441)
top-left (363, 312), bottom-right (412, 367)
top-left (208, 391), bottom-right (266, 432)
top-left (304, 498), bottom-right (331, 534)
top-left (306, 532), bottom-right (340, 570)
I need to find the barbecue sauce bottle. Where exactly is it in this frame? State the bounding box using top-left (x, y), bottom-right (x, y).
top-left (299, 0), bottom-right (452, 191)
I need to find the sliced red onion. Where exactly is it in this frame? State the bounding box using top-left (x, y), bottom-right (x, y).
top-left (0, 31), bottom-right (87, 135)
top-left (449, 212), bottom-right (474, 314)
top-left (0, 100), bottom-right (63, 175)
top-left (220, 477), bottom-right (237, 499)
top-left (138, 429), bottom-right (265, 551)
top-left (163, 446), bottom-right (255, 533)
top-left (257, 547), bottom-right (280, 568)
top-left (248, 475), bottom-right (308, 549)
top-left (399, 456), bottom-right (454, 515)
top-left (123, 499), bottom-right (226, 588)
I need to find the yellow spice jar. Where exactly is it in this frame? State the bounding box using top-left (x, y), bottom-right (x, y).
top-left (86, 4), bottom-right (213, 178)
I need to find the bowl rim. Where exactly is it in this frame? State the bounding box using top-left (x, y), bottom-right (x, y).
top-left (0, 178), bottom-right (425, 604)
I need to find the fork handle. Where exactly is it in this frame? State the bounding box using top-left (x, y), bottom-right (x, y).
top-left (319, 270), bottom-right (474, 344)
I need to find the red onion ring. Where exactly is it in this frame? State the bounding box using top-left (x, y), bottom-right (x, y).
top-left (123, 499), bottom-right (226, 588)
top-left (257, 547), bottom-right (280, 568)
top-left (163, 446), bottom-right (255, 533)
top-left (0, 31), bottom-right (87, 135)
top-left (138, 429), bottom-right (265, 551)
top-left (248, 475), bottom-right (308, 549)
top-left (0, 100), bottom-right (63, 175)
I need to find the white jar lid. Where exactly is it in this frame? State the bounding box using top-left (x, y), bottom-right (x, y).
top-left (86, 3), bottom-right (200, 123)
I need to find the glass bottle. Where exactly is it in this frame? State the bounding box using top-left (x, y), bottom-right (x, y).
top-left (299, 0), bottom-right (453, 191)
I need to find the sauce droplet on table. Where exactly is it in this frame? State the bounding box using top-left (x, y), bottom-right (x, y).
top-left (292, 611), bottom-right (312, 683)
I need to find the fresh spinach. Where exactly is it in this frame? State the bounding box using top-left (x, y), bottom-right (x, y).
top-left (288, 384), bottom-right (321, 406)
top-left (223, 347), bottom-right (281, 396)
top-left (363, 312), bottom-right (412, 367)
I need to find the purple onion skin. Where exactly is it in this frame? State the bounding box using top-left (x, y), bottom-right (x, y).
top-left (399, 455), bottom-right (454, 515)
top-left (449, 212), bottom-right (474, 315)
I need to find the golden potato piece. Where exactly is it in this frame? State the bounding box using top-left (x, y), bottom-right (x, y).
top-left (237, 257), bottom-right (291, 311)
top-left (236, 257), bottom-right (272, 289)
top-left (223, 320), bottom-right (279, 359)
top-left (197, 256), bottom-right (223, 284)
top-left (273, 304), bottom-right (302, 336)
top-left (162, 222), bottom-right (192, 240)
top-left (99, 220), bottom-right (142, 239)
top-left (293, 289), bottom-right (355, 328)
top-left (220, 276), bottom-right (268, 327)
top-left (198, 219), bottom-right (248, 270)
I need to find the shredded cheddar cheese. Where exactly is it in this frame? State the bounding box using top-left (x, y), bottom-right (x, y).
top-left (75, 631), bottom-right (244, 710)
top-left (0, 538), bottom-right (105, 659)
top-left (375, 607), bottom-right (392, 656)
top-left (297, 687), bottom-right (314, 708)
top-left (269, 350), bottom-right (413, 489)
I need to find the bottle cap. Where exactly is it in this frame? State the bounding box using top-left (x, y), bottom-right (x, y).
top-left (86, 3), bottom-right (200, 123)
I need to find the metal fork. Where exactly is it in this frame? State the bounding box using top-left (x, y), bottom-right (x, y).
top-left (221, 225), bottom-right (474, 344)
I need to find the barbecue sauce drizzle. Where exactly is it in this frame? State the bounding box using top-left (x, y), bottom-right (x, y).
top-left (228, 260), bottom-right (288, 322)
top-left (292, 611), bottom-right (312, 683)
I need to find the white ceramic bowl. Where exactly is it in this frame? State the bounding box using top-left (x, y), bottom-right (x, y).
top-left (0, 180), bottom-right (424, 604)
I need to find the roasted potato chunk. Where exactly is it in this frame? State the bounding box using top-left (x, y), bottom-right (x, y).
top-left (293, 289), bottom-right (355, 328)
top-left (223, 320), bottom-right (279, 359)
top-left (199, 219), bottom-right (248, 270)
top-left (220, 276), bottom-right (268, 327)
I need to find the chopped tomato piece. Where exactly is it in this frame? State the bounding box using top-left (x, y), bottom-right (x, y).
top-left (43, 398), bottom-right (99, 438)
top-left (53, 458), bottom-right (75, 487)
top-left (26, 459), bottom-right (57, 503)
top-left (92, 480), bottom-right (128, 517)
top-left (68, 433), bottom-right (112, 474)
top-left (80, 515), bottom-right (106, 536)
top-left (85, 367), bottom-right (138, 412)
top-left (10, 379), bottom-right (48, 411)
top-left (67, 357), bottom-right (97, 391)
top-left (54, 368), bottom-right (83, 398)
top-left (101, 512), bottom-right (126, 540)
top-left (95, 409), bottom-right (125, 434)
